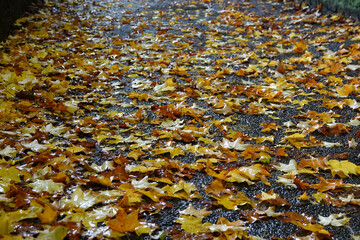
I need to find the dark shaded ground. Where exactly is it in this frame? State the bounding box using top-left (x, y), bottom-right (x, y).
top-left (302, 0), bottom-right (360, 20)
top-left (0, 0), bottom-right (43, 41)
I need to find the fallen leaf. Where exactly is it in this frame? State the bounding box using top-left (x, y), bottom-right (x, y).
top-left (318, 214), bottom-right (350, 227)
top-left (176, 215), bottom-right (210, 234)
top-left (27, 179), bottom-right (64, 194)
top-left (36, 226), bottom-right (68, 240)
top-left (179, 204), bottom-right (212, 218)
top-left (107, 208), bottom-right (140, 233)
top-left (37, 204), bottom-right (58, 224)
top-left (328, 160), bottom-right (360, 178)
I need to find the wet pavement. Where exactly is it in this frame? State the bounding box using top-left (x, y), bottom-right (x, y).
top-left (1, 0), bottom-right (360, 239)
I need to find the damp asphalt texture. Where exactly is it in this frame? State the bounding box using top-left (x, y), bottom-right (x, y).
top-left (7, 0), bottom-right (360, 239)
top-left (63, 0), bottom-right (359, 239)
top-left (93, 1), bottom-right (360, 239)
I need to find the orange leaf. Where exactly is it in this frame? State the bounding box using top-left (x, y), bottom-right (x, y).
top-left (293, 39), bottom-right (307, 53)
top-left (294, 178), bottom-right (309, 190)
top-left (107, 208), bottom-right (140, 233)
top-left (260, 122), bottom-right (281, 132)
top-left (53, 102), bottom-right (69, 112)
top-left (298, 157), bottom-right (329, 172)
top-left (206, 179), bottom-right (233, 197)
top-left (283, 212), bottom-right (330, 234)
top-left (310, 177), bottom-right (343, 192)
top-left (37, 204), bottom-right (58, 224)
top-left (89, 175), bottom-right (113, 187)
top-left (276, 61), bottom-right (286, 74)
top-left (336, 84), bottom-right (355, 97)
top-left (318, 123), bottom-right (350, 136)
top-left (173, 130), bottom-right (196, 143)
top-left (275, 148), bottom-right (288, 157)
top-left (256, 190), bottom-right (290, 206)
top-left (329, 62), bottom-right (343, 74)
top-left (240, 147), bottom-right (260, 160)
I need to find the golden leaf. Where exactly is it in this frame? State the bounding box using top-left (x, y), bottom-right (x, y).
top-left (107, 208), bottom-right (140, 233)
top-left (37, 204), bottom-right (58, 224)
top-left (128, 149), bottom-right (145, 161)
top-left (328, 160), bottom-right (360, 178)
top-left (176, 215), bottom-right (210, 234)
top-left (336, 84), bottom-right (355, 97)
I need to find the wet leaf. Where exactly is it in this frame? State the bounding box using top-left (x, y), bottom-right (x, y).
top-left (328, 160), bottom-right (360, 178)
top-left (107, 208), bottom-right (140, 233)
top-left (176, 215), bottom-right (211, 234)
top-left (179, 204), bottom-right (212, 219)
top-left (22, 140), bottom-right (48, 152)
top-left (36, 226), bottom-right (68, 240)
top-left (27, 180), bottom-right (64, 194)
top-left (318, 214), bottom-right (350, 227)
top-left (0, 210), bottom-right (13, 235)
top-left (298, 156), bottom-right (329, 172)
top-left (256, 190), bottom-right (290, 206)
top-left (310, 177), bottom-right (343, 192)
top-left (37, 204), bottom-right (58, 224)
top-left (0, 166), bottom-right (21, 183)
top-left (0, 146), bottom-right (17, 157)
top-left (1, 0), bottom-right (360, 239)
top-left (214, 192), bottom-right (254, 210)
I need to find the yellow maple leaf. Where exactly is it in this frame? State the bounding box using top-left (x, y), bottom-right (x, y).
top-left (260, 122), bottom-right (281, 132)
top-left (284, 133), bottom-right (308, 149)
top-left (128, 92), bottom-right (139, 98)
top-left (176, 215), bottom-right (211, 234)
top-left (284, 212), bottom-right (329, 234)
top-left (162, 180), bottom-right (197, 197)
top-left (298, 222), bottom-right (329, 235)
top-left (298, 192), bottom-right (310, 201)
top-left (36, 226), bottom-right (68, 240)
top-left (292, 99), bottom-right (309, 109)
top-left (213, 103), bottom-right (233, 115)
top-left (214, 192), bottom-right (254, 210)
top-left (328, 160), bottom-right (360, 178)
top-left (198, 137), bottom-right (216, 146)
top-left (336, 84), bottom-right (355, 97)
top-left (255, 136), bottom-right (274, 143)
top-left (312, 192), bottom-right (328, 202)
top-left (0, 166), bottom-right (21, 183)
top-left (66, 145), bottom-right (85, 154)
top-left (237, 164), bottom-right (271, 185)
top-left (153, 147), bottom-right (184, 158)
top-left (128, 149), bottom-right (145, 161)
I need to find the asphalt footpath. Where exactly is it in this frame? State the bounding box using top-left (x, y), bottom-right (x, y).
top-left (1, 0), bottom-right (360, 239)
